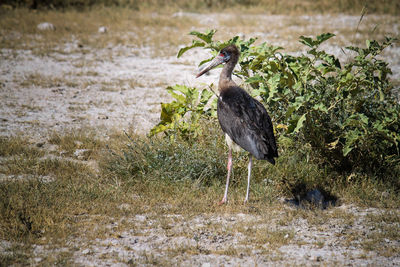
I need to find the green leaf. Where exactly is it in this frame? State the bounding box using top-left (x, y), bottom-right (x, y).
top-left (343, 146), bottom-right (353, 156)
top-left (197, 89), bottom-right (213, 112)
top-left (160, 103), bottom-right (173, 122)
top-left (200, 89), bottom-right (213, 104)
top-left (316, 33), bottom-right (335, 44)
top-left (343, 129), bottom-right (361, 156)
top-left (177, 40), bottom-right (205, 58)
top-left (189, 29), bottom-right (217, 44)
top-left (359, 114), bottom-right (369, 125)
top-left (300, 33), bottom-right (335, 51)
top-left (299, 36), bottom-right (314, 47)
top-left (285, 106), bottom-right (296, 119)
top-left (199, 57), bottom-right (213, 67)
top-left (246, 74), bottom-right (263, 84)
top-left (293, 114), bottom-right (306, 133)
top-left (312, 103), bottom-right (328, 113)
top-left (266, 73), bottom-right (281, 102)
top-left (169, 84), bottom-right (189, 95)
top-left (149, 123), bottom-right (169, 136)
top-left (366, 39), bottom-right (371, 49)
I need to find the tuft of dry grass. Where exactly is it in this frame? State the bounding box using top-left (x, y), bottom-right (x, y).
top-left (18, 73), bottom-right (79, 88)
top-left (48, 129), bottom-right (104, 158)
top-left (0, 136), bottom-right (44, 158)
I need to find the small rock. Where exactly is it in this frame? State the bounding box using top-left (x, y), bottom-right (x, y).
top-left (262, 178), bottom-right (273, 184)
top-left (201, 263), bottom-right (211, 267)
top-left (98, 26), bottom-right (108, 33)
top-left (37, 22), bottom-right (55, 31)
top-left (74, 149), bottom-right (90, 160)
top-left (39, 175), bottom-right (54, 183)
top-left (98, 115), bottom-right (109, 120)
top-left (75, 141), bottom-right (83, 147)
top-left (135, 215), bottom-right (146, 222)
top-left (119, 203), bottom-right (130, 211)
top-left (82, 248), bottom-right (91, 255)
top-left (172, 11), bottom-right (184, 18)
top-left (36, 142), bottom-right (45, 147)
top-left (315, 255), bottom-right (323, 262)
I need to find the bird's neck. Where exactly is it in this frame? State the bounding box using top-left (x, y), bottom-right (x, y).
top-left (219, 61), bottom-right (237, 92)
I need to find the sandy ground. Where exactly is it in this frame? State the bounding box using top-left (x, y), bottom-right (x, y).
top-left (1, 13), bottom-right (399, 141)
top-left (1, 12), bottom-right (400, 266)
top-left (0, 45), bottom-right (204, 139)
top-left (18, 204), bottom-right (399, 266)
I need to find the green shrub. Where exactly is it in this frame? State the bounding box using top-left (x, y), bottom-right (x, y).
top-left (149, 84), bottom-right (216, 141)
top-left (153, 30), bottom-right (400, 173)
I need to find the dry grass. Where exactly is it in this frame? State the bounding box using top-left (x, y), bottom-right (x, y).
top-left (1, 127), bottom-right (400, 264)
top-left (18, 73), bottom-right (79, 88)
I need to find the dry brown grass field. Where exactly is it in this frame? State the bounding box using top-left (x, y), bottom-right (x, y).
top-left (0, 3), bottom-right (399, 266)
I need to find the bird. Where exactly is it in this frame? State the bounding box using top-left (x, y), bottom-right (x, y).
top-left (196, 44), bottom-right (278, 204)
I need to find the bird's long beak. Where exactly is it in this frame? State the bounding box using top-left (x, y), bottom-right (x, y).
top-left (196, 54), bottom-right (225, 78)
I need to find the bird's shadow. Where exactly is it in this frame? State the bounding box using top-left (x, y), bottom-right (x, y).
top-left (283, 182), bottom-right (339, 210)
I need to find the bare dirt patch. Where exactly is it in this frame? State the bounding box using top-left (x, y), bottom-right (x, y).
top-left (28, 205), bottom-right (400, 266)
top-left (1, 12), bottom-right (399, 140)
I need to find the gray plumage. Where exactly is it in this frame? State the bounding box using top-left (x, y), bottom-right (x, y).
top-left (217, 85), bottom-right (278, 163)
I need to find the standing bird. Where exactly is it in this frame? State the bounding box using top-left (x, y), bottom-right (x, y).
top-left (196, 44), bottom-right (278, 204)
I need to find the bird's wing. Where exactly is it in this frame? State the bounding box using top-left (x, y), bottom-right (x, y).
top-left (217, 87), bottom-right (278, 161)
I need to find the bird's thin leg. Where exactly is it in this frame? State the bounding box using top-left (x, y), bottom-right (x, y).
top-left (219, 147), bottom-right (232, 205)
top-left (244, 155), bottom-right (253, 203)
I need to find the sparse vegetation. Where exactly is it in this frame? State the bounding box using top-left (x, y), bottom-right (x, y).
top-left (0, 7), bottom-right (199, 57)
top-left (1, 125), bottom-right (400, 264)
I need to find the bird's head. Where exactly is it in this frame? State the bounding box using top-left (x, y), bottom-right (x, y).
top-left (196, 44), bottom-right (239, 78)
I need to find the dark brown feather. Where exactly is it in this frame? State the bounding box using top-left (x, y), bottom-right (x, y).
top-left (217, 85), bottom-right (278, 163)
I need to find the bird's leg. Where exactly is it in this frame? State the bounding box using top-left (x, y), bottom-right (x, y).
top-left (219, 147), bottom-right (232, 205)
top-left (244, 155), bottom-right (253, 203)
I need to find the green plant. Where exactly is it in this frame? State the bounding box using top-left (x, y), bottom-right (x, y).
top-left (149, 84), bottom-right (216, 140)
top-left (245, 34), bottom-right (399, 172)
top-left (155, 30), bottom-right (400, 173)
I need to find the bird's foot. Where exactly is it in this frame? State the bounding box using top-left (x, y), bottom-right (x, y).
top-left (244, 198), bottom-right (248, 204)
top-left (218, 198), bottom-right (227, 205)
